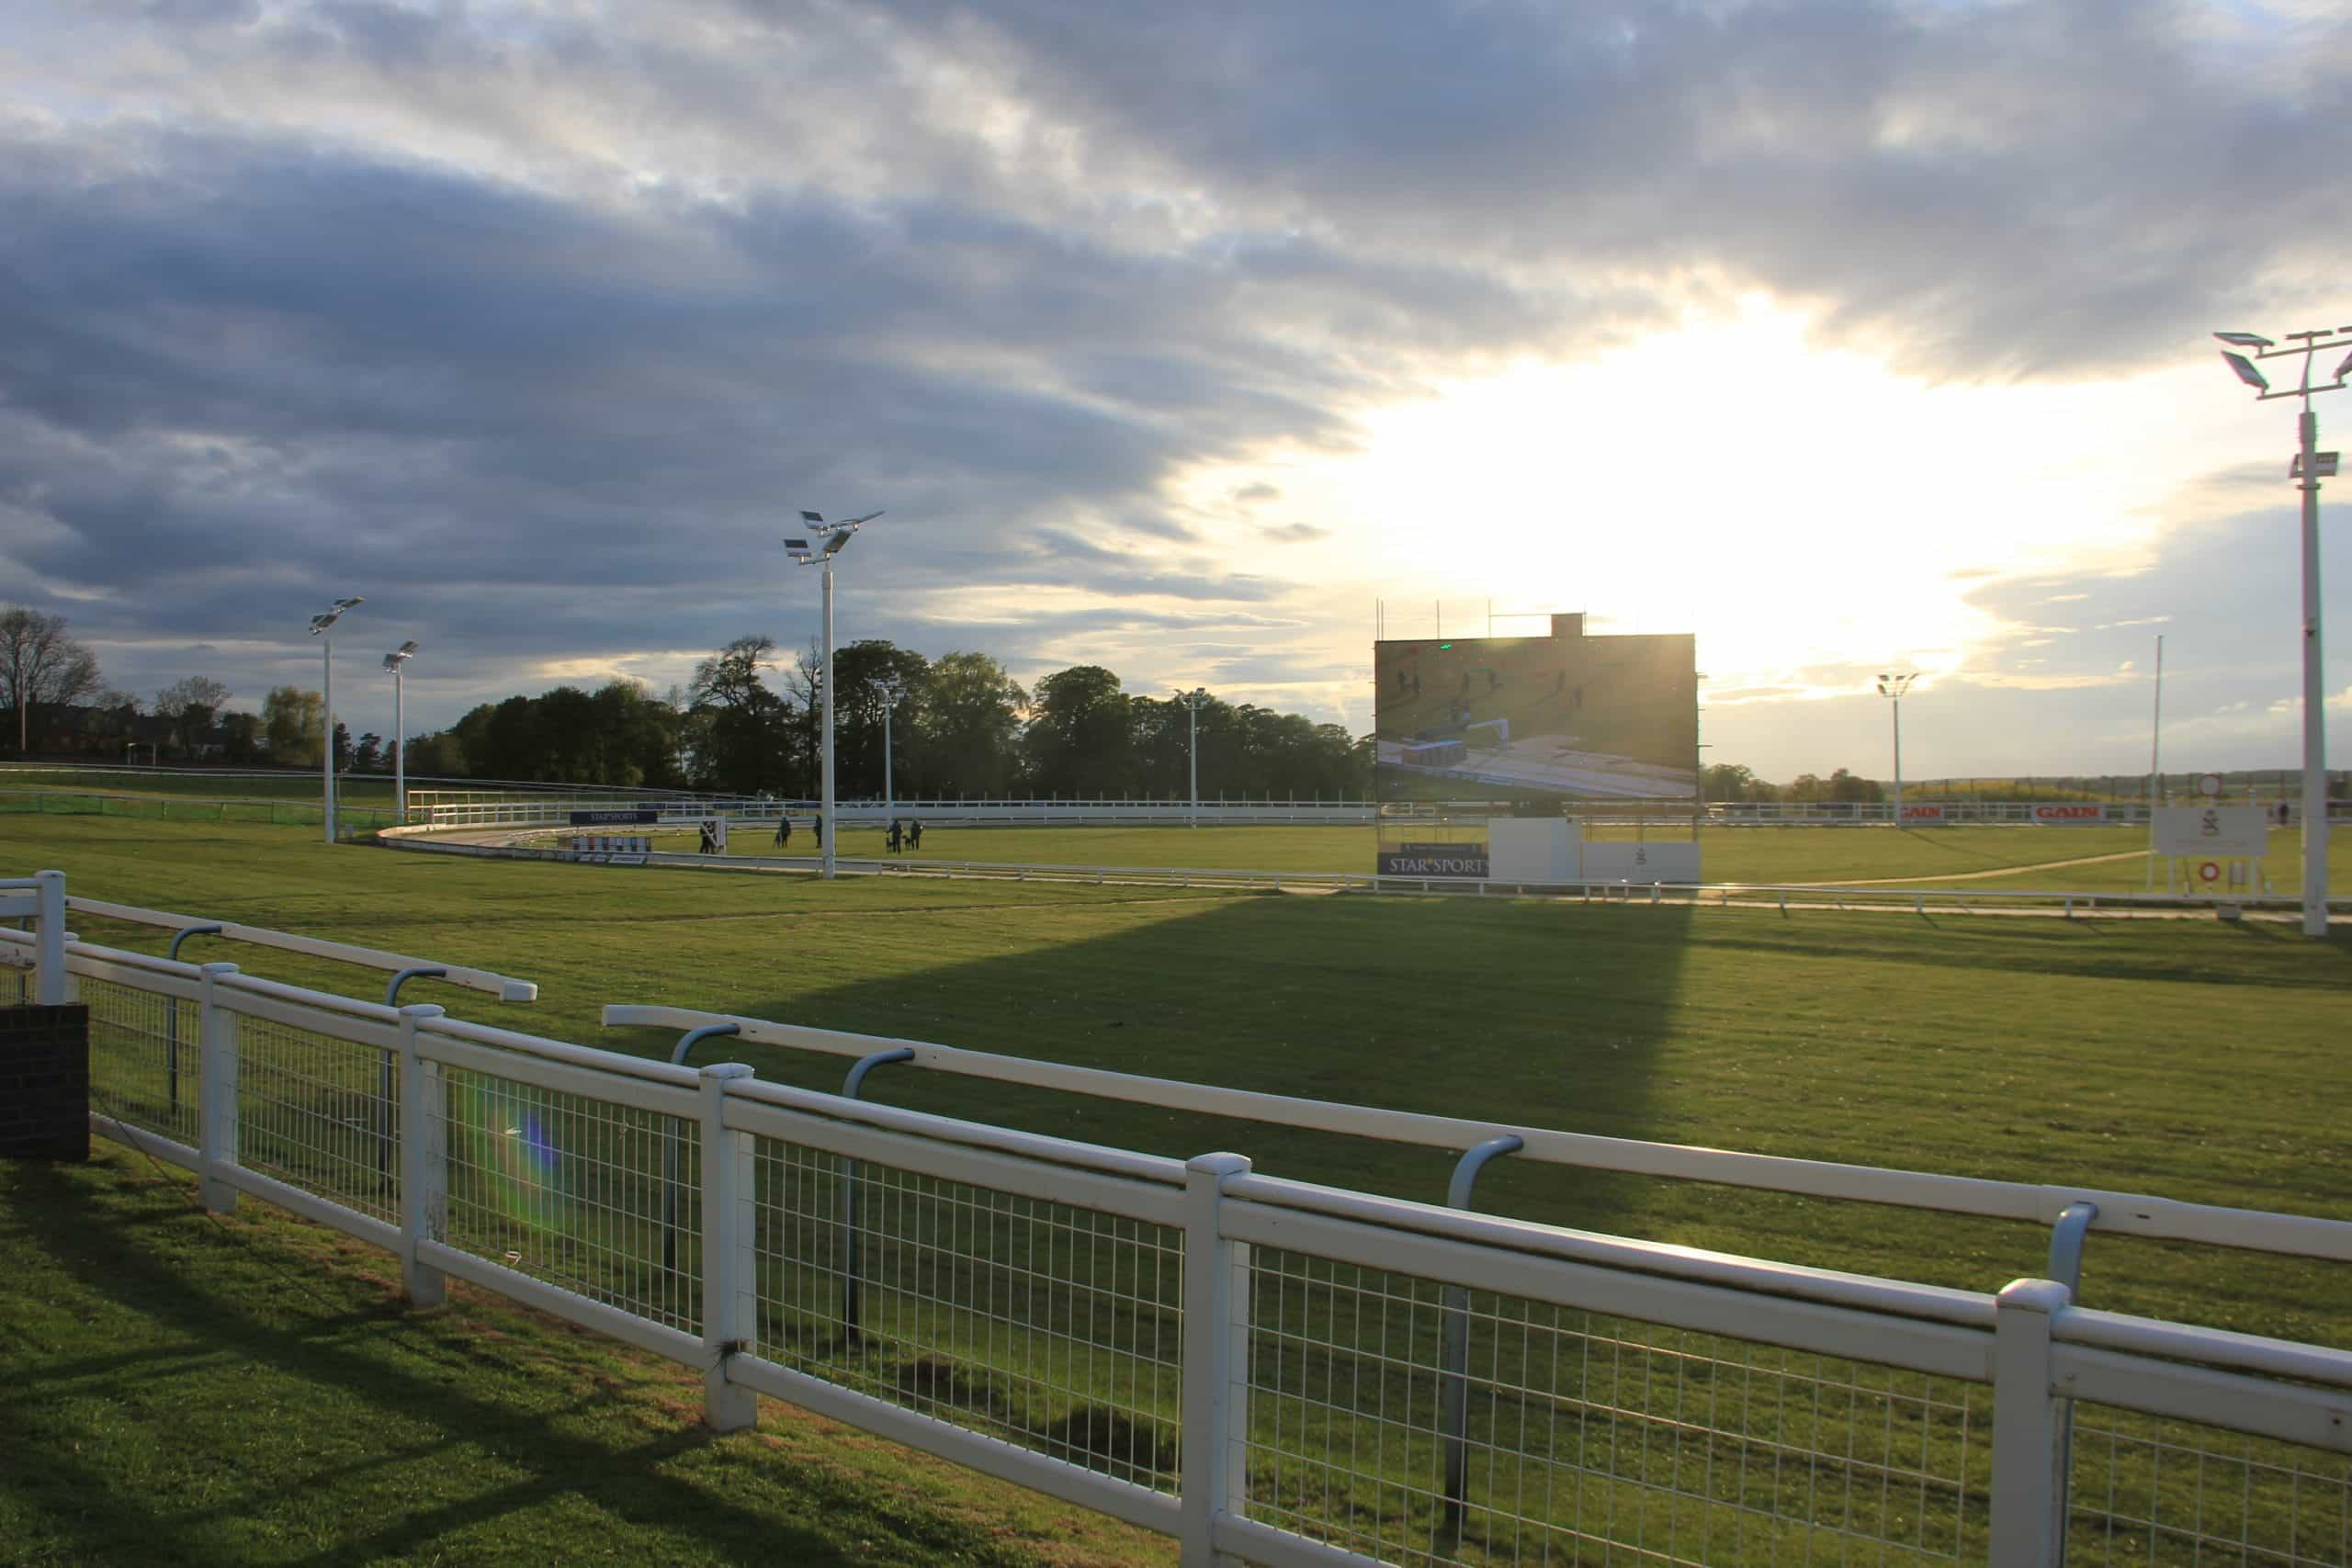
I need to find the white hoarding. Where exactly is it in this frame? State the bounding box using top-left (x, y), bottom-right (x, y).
top-left (1487, 818), bottom-right (1580, 883)
top-left (2153, 807), bottom-right (2269, 859)
top-left (1579, 841), bottom-right (1702, 885)
top-left (1900, 804), bottom-right (1947, 822)
top-left (2031, 804), bottom-right (2105, 823)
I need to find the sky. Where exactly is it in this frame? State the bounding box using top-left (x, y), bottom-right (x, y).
top-left (3, 0), bottom-right (2348, 783)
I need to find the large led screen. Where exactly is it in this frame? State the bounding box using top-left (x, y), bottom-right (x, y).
top-left (1374, 622), bottom-right (1698, 802)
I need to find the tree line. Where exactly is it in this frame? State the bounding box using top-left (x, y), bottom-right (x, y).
top-left (2, 606), bottom-right (1370, 799)
top-left (12, 603), bottom-right (1917, 804)
top-left (408, 635), bottom-right (1371, 801)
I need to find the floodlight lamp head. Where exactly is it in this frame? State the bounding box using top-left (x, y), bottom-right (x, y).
top-left (2213, 331), bottom-right (2275, 350)
top-left (2221, 350), bottom-right (2270, 391)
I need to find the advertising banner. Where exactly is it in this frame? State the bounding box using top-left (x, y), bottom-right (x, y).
top-left (2031, 804), bottom-right (2106, 823)
top-left (1376, 841), bottom-right (1491, 877)
top-left (1899, 804), bottom-right (1947, 822)
top-left (570, 807), bottom-right (660, 826)
top-left (2153, 807), bottom-right (2269, 859)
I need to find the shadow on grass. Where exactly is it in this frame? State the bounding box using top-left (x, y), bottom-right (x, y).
top-left (712, 892), bottom-right (1698, 1240)
top-left (0, 1160), bottom-right (1013, 1568)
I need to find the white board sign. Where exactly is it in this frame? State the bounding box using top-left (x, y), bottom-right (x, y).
top-left (1579, 841), bottom-right (1702, 885)
top-left (2031, 804), bottom-right (2105, 823)
top-left (2154, 807), bottom-right (2269, 859)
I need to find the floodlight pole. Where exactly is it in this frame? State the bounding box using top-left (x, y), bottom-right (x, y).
top-left (2215, 326), bottom-right (2348, 938)
top-left (1177, 688), bottom-right (1208, 828)
top-left (2297, 403), bottom-right (2326, 934)
top-left (822, 559), bottom-right (838, 879)
top-left (1875, 673), bottom-right (1917, 825)
top-left (322, 632), bottom-right (335, 845)
top-left (385, 644), bottom-right (417, 827)
top-left (392, 656), bottom-right (404, 824)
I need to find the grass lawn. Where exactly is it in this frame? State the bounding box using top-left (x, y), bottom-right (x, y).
top-left (0, 1151), bottom-right (1171, 1568)
top-left (1, 765), bottom-right (404, 804)
top-left (9, 814), bottom-right (2347, 1563)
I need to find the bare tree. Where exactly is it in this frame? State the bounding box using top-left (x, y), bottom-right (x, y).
top-left (0, 605), bottom-right (103, 755)
top-left (154, 675), bottom-right (232, 757)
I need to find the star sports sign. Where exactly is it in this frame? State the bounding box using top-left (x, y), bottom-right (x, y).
top-left (2031, 804), bottom-right (2105, 823)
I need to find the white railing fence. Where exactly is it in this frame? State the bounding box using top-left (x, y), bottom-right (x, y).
top-left (6, 875), bottom-right (2349, 1567)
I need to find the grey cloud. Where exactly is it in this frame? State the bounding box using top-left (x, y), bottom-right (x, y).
top-left (7, 0), bottom-right (2350, 749)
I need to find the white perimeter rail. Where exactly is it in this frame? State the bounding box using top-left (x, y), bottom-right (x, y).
top-left (0, 869), bottom-right (67, 1003)
top-left (37, 903), bottom-right (2352, 1566)
top-left (605, 1004), bottom-right (2352, 1284)
top-left (63, 894), bottom-right (538, 1002)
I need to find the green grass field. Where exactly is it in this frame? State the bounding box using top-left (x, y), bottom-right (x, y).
top-left (1, 765), bottom-right (405, 803)
top-left (0, 1153), bottom-right (1171, 1567)
top-left (6, 815), bottom-right (2347, 1564)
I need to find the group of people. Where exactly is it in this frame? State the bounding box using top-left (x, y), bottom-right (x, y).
top-left (768, 813), bottom-right (922, 853)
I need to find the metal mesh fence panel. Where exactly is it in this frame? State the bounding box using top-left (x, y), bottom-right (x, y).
top-left (234, 1010), bottom-right (399, 1226)
top-left (80, 974), bottom-right (203, 1150)
top-left (2067, 1404), bottom-right (2352, 1566)
top-left (1240, 1247), bottom-right (1986, 1567)
top-left (433, 1064), bottom-right (700, 1335)
top-left (749, 1139), bottom-right (1186, 1493)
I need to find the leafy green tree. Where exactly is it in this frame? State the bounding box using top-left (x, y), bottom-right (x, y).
top-left (1023, 665), bottom-right (1135, 797)
top-left (912, 651), bottom-right (1025, 798)
top-left (831, 640), bottom-right (933, 800)
top-left (218, 712), bottom-right (262, 763)
top-left (262, 687), bottom-right (324, 766)
top-left (687, 635), bottom-right (795, 794)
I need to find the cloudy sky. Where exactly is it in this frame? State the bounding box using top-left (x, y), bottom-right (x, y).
top-left (4, 0), bottom-right (2347, 782)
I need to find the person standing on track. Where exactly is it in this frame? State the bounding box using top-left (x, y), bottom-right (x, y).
top-left (908, 818), bottom-right (922, 851)
top-left (775, 815), bottom-right (793, 850)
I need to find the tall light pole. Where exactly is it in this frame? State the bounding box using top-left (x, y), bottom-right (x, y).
top-left (383, 640), bottom-right (417, 826)
top-left (308, 596), bottom-right (363, 845)
top-left (786, 509), bottom-right (883, 880)
top-left (1875, 672), bottom-right (1917, 824)
top-left (2215, 325), bottom-right (2350, 937)
top-left (878, 675), bottom-right (907, 822)
top-left (1176, 687), bottom-right (1209, 827)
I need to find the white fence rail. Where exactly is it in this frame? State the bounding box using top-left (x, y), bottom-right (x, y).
top-left (8, 871), bottom-right (2349, 1567)
top-left (64, 893), bottom-right (538, 1002)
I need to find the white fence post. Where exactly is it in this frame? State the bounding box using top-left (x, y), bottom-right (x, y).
top-left (1991, 1278), bottom-right (2070, 1568)
top-left (197, 962), bottom-right (242, 1213)
top-left (700, 1063), bottom-right (759, 1432)
top-left (1180, 1151), bottom-right (1252, 1568)
top-left (398, 1003), bottom-right (447, 1307)
top-left (32, 869), bottom-right (66, 1005)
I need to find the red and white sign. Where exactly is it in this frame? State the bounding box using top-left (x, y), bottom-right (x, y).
top-left (1899, 804), bottom-right (1947, 821)
top-left (2031, 804), bottom-right (2106, 823)
top-left (2198, 860), bottom-right (2222, 885)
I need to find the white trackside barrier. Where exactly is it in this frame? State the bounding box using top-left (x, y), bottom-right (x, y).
top-left (14, 867), bottom-right (2352, 1568)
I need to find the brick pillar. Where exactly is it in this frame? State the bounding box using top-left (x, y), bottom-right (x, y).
top-left (0, 1003), bottom-right (90, 1161)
